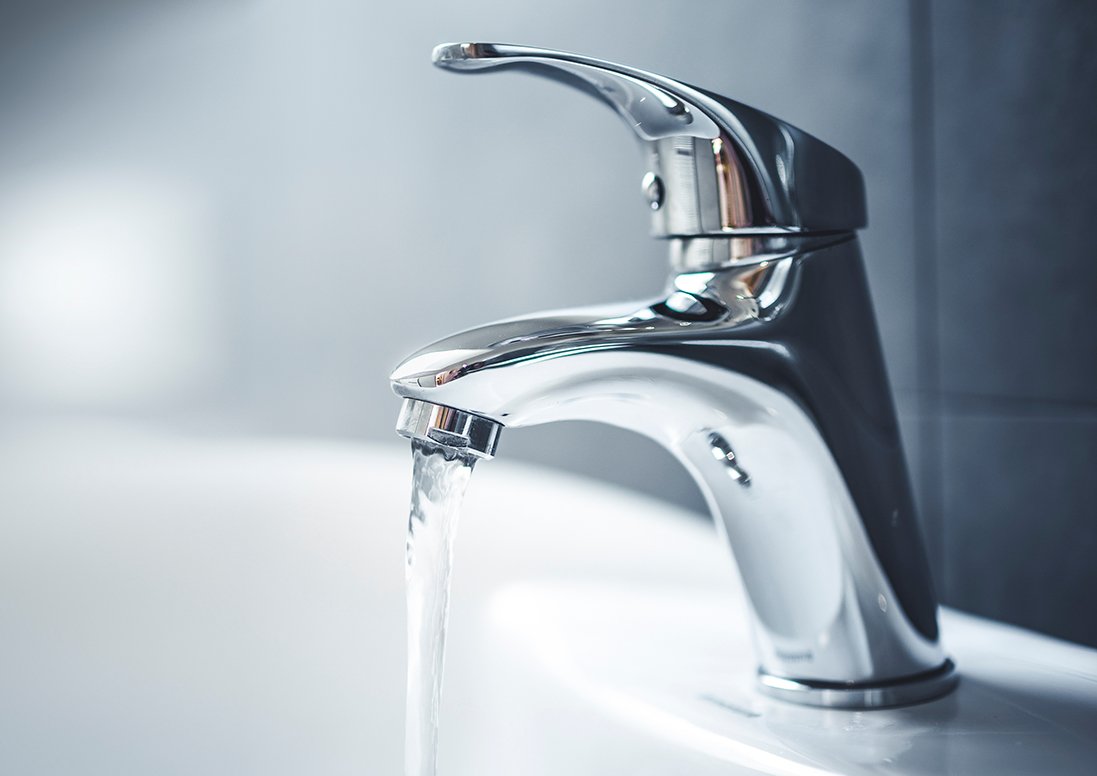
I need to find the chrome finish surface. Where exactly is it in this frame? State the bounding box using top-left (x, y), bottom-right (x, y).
top-left (757, 659), bottom-right (958, 709)
top-left (432, 42), bottom-right (865, 238)
top-left (668, 234), bottom-right (845, 273)
top-left (395, 398), bottom-right (501, 459)
top-left (392, 43), bottom-right (951, 708)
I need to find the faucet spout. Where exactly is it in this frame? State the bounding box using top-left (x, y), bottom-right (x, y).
top-left (391, 236), bottom-right (956, 708)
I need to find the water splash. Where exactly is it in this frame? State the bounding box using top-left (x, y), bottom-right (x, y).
top-left (405, 438), bottom-right (477, 776)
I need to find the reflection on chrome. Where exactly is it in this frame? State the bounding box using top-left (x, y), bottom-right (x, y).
top-left (393, 42), bottom-right (955, 708)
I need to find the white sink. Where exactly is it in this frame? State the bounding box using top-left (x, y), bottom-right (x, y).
top-left (2, 426), bottom-right (1095, 774)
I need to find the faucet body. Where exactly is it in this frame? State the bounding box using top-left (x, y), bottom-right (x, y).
top-left (392, 43), bottom-right (956, 708)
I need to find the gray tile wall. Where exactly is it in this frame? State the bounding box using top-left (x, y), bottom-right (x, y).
top-left (926, 0), bottom-right (1097, 645)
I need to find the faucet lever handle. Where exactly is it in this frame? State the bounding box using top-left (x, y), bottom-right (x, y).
top-left (434, 42), bottom-right (718, 142)
top-left (432, 42), bottom-right (865, 237)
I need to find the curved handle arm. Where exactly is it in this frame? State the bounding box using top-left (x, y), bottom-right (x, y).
top-left (433, 43), bottom-right (866, 236)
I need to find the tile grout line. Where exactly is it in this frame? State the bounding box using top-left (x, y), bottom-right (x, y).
top-left (941, 392), bottom-right (1097, 416)
top-left (909, 0), bottom-right (946, 592)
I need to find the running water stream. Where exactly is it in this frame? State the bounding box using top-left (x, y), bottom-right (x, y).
top-left (404, 438), bottom-right (478, 776)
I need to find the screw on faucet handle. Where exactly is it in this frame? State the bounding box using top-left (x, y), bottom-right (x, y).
top-left (432, 42), bottom-right (866, 238)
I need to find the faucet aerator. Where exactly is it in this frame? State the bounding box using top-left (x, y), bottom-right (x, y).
top-left (396, 397), bottom-right (502, 460)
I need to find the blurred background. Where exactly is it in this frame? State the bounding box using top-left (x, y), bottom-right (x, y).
top-left (1, 0), bottom-right (1095, 681)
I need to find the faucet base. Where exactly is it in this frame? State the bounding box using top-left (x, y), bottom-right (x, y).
top-left (757, 659), bottom-right (958, 709)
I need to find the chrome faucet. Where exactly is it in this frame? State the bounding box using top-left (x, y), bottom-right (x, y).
top-left (391, 43), bottom-right (956, 708)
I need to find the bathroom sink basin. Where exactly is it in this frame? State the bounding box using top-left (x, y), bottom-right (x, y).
top-left (2, 425), bottom-right (1095, 775)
